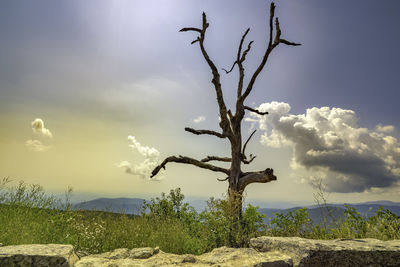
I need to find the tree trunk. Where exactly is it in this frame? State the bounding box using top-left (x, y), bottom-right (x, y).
top-left (227, 117), bottom-right (244, 246)
top-left (227, 187), bottom-right (243, 247)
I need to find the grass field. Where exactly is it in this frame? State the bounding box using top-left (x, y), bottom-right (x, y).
top-left (1, 177), bottom-right (399, 255)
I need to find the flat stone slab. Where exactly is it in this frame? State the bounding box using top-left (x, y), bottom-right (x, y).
top-left (2, 238), bottom-right (400, 266)
top-left (0, 244), bottom-right (79, 267)
top-left (76, 246), bottom-right (293, 267)
top-left (250, 237), bottom-right (400, 266)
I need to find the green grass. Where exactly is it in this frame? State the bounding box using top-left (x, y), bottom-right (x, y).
top-left (0, 177), bottom-right (399, 255)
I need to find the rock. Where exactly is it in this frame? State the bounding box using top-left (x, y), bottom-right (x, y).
top-left (129, 247), bottom-right (158, 259)
top-left (75, 250), bottom-right (90, 258)
top-left (0, 244), bottom-right (79, 267)
top-left (198, 246), bottom-right (293, 266)
top-left (76, 246), bottom-right (293, 267)
top-left (182, 254), bottom-right (196, 263)
top-left (98, 248), bottom-right (130, 260)
top-left (254, 261), bottom-right (293, 267)
top-left (250, 236), bottom-right (400, 267)
top-left (3, 238), bottom-right (400, 266)
top-left (75, 250), bottom-right (182, 267)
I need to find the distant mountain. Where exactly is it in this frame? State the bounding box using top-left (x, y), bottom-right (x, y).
top-left (260, 202), bottom-right (400, 227)
top-left (73, 198), bottom-right (145, 215)
top-left (72, 197), bottom-right (400, 223)
top-left (356, 200), bottom-right (400, 207)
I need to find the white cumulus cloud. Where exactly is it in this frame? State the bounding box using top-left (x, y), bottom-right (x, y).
top-left (31, 118), bottom-right (53, 138)
top-left (376, 124), bottom-right (395, 133)
top-left (25, 139), bottom-right (51, 152)
top-left (192, 115), bottom-right (206, 123)
top-left (117, 136), bottom-right (163, 180)
top-left (248, 102), bottom-right (400, 193)
top-left (26, 118), bottom-right (53, 152)
top-left (127, 135), bottom-right (160, 158)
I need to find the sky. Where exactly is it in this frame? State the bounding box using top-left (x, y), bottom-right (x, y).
top-left (1, 0), bottom-right (400, 206)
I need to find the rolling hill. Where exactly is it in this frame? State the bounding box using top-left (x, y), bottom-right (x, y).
top-left (73, 197), bottom-right (145, 214)
top-left (73, 197), bottom-right (400, 226)
top-left (260, 202), bottom-right (400, 226)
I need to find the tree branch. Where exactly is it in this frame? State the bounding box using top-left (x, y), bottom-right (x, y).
top-left (201, 156), bottom-right (231, 163)
top-left (244, 106), bottom-right (268, 115)
top-left (217, 176), bottom-right (229, 182)
top-left (273, 17), bottom-right (281, 46)
top-left (242, 154), bottom-right (256, 164)
top-left (179, 27), bottom-right (202, 33)
top-left (222, 61), bottom-right (237, 74)
top-left (222, 28), bottom-right (252, 76)
top-left (240, 2), bottom-right (300, 103)
top-left (241, 129), bottom-right (257, 164)
top-left (227, 110), bottom-right (234, 124)
top-left (185, 127), bottom-right (226, 139)
top-left (279, 39), bottom-right (301, 46)
top-left (191, 37), bottom-right (200, 45)
top-left (151, 155), bottom-right (230, 178)
top-left (238, 168), bottom-right (277, 192)
top-left (242, 129), bottom-right (256, 157)
top-left (236, 29), bottom-right (252, 98)
top-left (238, 28), bottom-right (250, 61)
top-left (240, 40), bottom-right (254, 63)
top-left (180, 13), bottom-right (232, 137)
top-left (199, 13), bottom-right (232, 137)
top-left (268, 2), bottom-right (275, 47)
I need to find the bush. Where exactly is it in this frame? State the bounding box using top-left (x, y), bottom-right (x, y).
top-left (329, 205), bottom-right (400, 240)
top-left (268, 207), bottom-right (312, 237)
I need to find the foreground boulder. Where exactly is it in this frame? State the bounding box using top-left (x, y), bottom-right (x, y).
top-left (75, 246), bottom-right (293, 266)
top-left (0, 244), bottom-right (79, 266)
top-left (1, 237), bottom-right (399, 266)
top-left (251, 236), bottom-right (400, 266)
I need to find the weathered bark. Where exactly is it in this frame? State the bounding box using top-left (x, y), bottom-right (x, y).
top-left (151, 1), bottom-right (300, 247)
top-left (151, 155), bottom-right (229, 178)
top-left (239, 168), bottom-right (277, 193)
top-left (185, 127), bottom-right (226, 139)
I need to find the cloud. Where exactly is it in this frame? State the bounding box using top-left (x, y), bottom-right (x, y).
top-left (192, 115), bottom-right (205, 123)
top-left (248, 101), bottom-right (400, 193)
top-left (127, 135), bottom-right (160, 158)
top-left (31, 118), bottom-right (52, 138)
top-left (376, 124), bottom-right (395, 133)
top-left (116, 161), bottom-right (134, 174)
top-left (25, 118), bottom-right (53, 152)
top-left (25, 139), bottom-right (51, 152)
top-left (117, 136), bottom-right (163, 180)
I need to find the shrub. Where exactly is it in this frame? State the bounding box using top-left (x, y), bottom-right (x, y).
top-left (268, 207), bottom-right (312, 237)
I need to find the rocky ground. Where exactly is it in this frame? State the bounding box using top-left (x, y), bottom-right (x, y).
top-left (1, 237), bottom-right (400, 266)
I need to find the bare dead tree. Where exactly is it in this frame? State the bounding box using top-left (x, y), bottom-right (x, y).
top-left (151, 1), bottom-right (300, 243)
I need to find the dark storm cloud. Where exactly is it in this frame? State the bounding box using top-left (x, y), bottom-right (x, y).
top-left (248, 102), bottom-right (400, 193)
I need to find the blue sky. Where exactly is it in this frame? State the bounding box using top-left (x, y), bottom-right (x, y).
top-left (1, 0), bottom-right (399, 204)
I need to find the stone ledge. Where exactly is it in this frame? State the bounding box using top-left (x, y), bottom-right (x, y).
top-left (250, 237), bottom-right (400, 266)
top-left (0, 244), bottom-right (79, 267)
top-left (0, 237), bottom-right (399, 266)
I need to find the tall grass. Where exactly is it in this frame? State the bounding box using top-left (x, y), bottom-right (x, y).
top-left (267, 178), bottom-right (400, 241)
top-left (0, 177), bottom-right (399, 256)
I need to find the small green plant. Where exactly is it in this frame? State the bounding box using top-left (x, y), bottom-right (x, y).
top-left (367, 206), bottom-right (400, 240)
top-left (329, 205), bottom-right (400, 240)
top-left (241, 204), bottom-right (267, 242)
top-left (141, 188), bottom-right (206, 254)
top-left (268, 207), bottom-right (312, 237)
top-left (199, 197), bottom-right (231, 249)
